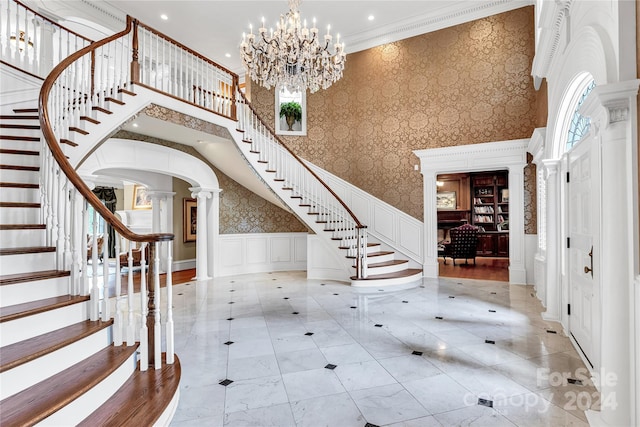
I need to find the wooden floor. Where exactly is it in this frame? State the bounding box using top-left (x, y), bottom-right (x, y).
top-left (101, 267), bottom-right (195, 298)
top-left (438, 256), bottom-right (509, 282)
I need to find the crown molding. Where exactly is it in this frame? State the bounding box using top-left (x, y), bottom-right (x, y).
top-left (346, 0), bottom-right (534, 54)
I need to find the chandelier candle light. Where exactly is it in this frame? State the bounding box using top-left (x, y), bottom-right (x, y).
top-left (240, 0), bottom-right (346, 93)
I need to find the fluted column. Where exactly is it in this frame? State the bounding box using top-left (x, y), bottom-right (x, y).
top-left (190, 188), bottom-right (212, 281)
top-left (208, 189), bottom-right (222, 278)
top-left (541, 159), bottom-right (561, 322)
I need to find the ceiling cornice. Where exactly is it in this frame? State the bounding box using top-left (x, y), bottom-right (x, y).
top-left (346, 0), bottom-right (534, 54)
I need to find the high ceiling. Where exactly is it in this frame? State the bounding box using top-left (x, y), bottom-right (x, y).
top-left (100, 0), bottom-right (527, 75)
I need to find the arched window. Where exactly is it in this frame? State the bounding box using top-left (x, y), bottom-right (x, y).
top-left (566, 80), bottom-right (596, 150)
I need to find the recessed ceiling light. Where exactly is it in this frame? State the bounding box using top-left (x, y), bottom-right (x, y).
top-left (132, 123), bottom-right (138, 128)
top-left (160, 14), bottom-right (168, 20)
top-left (368, 15), bottom-right (375, 21)
top-left (225, 53), bottom-right (231, 58)
top-left (197, 140), bottom-right (205, 144)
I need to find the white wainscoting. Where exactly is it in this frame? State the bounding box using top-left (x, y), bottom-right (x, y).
top-left (306, 235), bottom-right (351, 283)
top-left (217, 233), bottom-right (308, 277)
top-left (305, 161), bottom-right (423, 264)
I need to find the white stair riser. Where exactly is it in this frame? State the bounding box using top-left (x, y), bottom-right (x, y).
top-left (0, 326), bottom-right (113, 400)
top-left (358, 262), bottom-right (408, 275)
top-left (39, 350), bottom-right (138, 426)
top-left (351, 272), bottom-right (423, 287)
top-left (0, 154), bottom-right (39, 168)
top-left (0, 250), bottom-right (55, 276)
top-left (0, 127), bottom-right (40, 137)
top-left (366, 252), bottom-right (395, 264)
top-left (0, 228), bottom-right (46, 248)
top-left (0, 300), bottom-right (89, 346)
top-left (0, 118), bottom-right (39, 126)
top-left (0, 139), bottom-right (40, 151)
top-left (0, 168), bottom-right (39, 184)
top-left (0, 187), bottom-right (40, 203)
top-left (366, 244), bottom-right (381, 255)
top-left (0, 275), bottom-right (69, 307)
top-left (0, 206), bottom-right (41, 223)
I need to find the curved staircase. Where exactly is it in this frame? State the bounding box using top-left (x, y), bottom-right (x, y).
top-left (0, 104), bottom-right (180, 425)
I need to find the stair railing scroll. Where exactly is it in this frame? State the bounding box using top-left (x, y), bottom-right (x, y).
top-left (235, 89), bottom-right (368, 279)
top-left (39, 16), bottom-right (174, 371)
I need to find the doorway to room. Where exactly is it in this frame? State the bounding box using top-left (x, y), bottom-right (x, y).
top-left (436, 171), bottom-right (510, 281)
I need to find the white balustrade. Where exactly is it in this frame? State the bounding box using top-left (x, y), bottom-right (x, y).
top-left (0, 0), bottom-right (92, 78)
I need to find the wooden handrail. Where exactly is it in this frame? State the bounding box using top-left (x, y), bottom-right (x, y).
top-left (12, 0), bottom-right (94, 43)
top-left (136, 20), bottom-right (238, 80)
top-left (236, 88), bottom-right (364, 228)
top-left (39, 15), bottom-right (173, 244)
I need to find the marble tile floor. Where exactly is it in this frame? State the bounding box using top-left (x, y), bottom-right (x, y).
top-left (168, 271), bottom-right (597, 427)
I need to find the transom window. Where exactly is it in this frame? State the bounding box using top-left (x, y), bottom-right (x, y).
top-left (566, 80), bottom-right (596, 150)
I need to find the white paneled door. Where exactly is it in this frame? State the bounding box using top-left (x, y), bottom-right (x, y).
top-left (567, 137), bottom-right (600, 368)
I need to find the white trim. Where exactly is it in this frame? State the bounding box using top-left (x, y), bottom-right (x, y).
top-left (172, 259), bottom-right (195, 272)
top-left (414, 139), bottom-right (529, 284)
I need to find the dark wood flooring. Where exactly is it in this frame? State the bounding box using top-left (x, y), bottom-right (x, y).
top-left (438, 256), bottom-right (509, 282)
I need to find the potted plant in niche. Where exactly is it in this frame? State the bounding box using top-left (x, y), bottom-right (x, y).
top-left (279, 101), bottom-right (302, 131)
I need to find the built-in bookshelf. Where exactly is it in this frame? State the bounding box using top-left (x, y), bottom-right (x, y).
top-left (471, 172), bottom-right (508, 232)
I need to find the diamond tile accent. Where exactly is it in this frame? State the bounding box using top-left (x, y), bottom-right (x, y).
top-left (489, 309), bottom-right (496, 313)
top-left (412, 351), bottom-right (423, 356)
top-left (229, 289), bottom-right (235, 292)
top-left (402, 301), bottom-right (409, 303)
top-left (546, 330), bottom-right (557, 334)
top-left (350, 306), bottom-right (357, 309)
top-left (567, 378), bottom-right (583, 385)
top-left (219, 379), bottom-right (233, 386)
top-left (283, 297), bottom-right (289, 300)
top-left (435, 316), bottom-right (443, 320)
top-left (228, 301), bottom-right (235, 305)
top-left (224, 341), bottom-right (234, 345)
top-left (305, 332), bottom-right (314, 336)
top-left (364, 423), bottom-right (381, 427)
top-left (333, 293), bottom-right (339, 296)
top-left (226, 318), bottom-right (234, 321)
top-left (292, 312), bottom-right (299, 315)
top-left (374, 324), bottom-right (383, 328)
top-left (485, 339), bottom-right (496, 345)
top-left (321, 283), bottom-right (326, 286)
top-left (277, 286), bottom-right (283, 289)
top-left (490, 292), bottom-right (497, 294)
top-left (478, 398), bottom-right (493, 407)
top-left (449, 296), bottom-right (455, 299)
top-left (324, 364), bottom-right (337, 370)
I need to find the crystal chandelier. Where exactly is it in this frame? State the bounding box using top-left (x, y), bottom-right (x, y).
top-left (240, 0), bottom-right (346, 93)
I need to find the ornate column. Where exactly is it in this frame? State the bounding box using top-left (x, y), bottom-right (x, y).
top-left (580, 80), bottom-right (639, 427)
top-left (540, 159), bottom-right (561, 321)
top-left (528, 128), bottom-right (547, 302)
top-left (420, 171), bottom-right (439, 279)
top-left (207, 189), bottom-right (222, 278)
top-left (190, 187), bottom-right (212, 281)
top-left (146, 190), bottom-right (175, 272)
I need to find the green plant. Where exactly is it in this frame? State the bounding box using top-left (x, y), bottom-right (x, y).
top-left (279, 101), bottom-right (302, 122)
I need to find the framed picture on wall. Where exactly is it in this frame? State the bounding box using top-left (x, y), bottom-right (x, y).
top-left (183, 198), bottom-right (197, 243)
top-left (436, 191), bottom-right (457, 210)
top-left (133, 185), bottom-right (152, 210)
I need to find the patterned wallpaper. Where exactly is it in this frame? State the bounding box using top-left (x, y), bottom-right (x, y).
top-left (112, 127), bottom-right (307, 234)
top-left (250, 7), bottom-right (539, 233)
top-left (524, 153), bottom-right (537, 234)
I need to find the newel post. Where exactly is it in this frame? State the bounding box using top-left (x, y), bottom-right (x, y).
top-left (146, 241), bottom-right (157, 367)
top-left (130, 18), bottom-right (140, 84)
top-left (231, 75), bottom-right (239, 120)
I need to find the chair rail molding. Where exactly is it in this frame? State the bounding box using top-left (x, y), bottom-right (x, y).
top-left (414, 139), bottom-right (529, 283)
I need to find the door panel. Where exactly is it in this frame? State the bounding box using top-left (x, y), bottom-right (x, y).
top-left (567, 138), bottom-right (599, 366)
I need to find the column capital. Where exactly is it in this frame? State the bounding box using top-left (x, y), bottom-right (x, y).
top-left (189, 187), bottom-right (215, 200)
top-left (528, 127), bottom-right (546, 164)
top-left (581, 80), bottom-right (640, 132)
top-left (541, 159), bottom-right (561, 177)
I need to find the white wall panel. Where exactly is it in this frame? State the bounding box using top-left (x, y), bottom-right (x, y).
top-left (398, 218), bottom-right (422, 259)
top-left (218, 233), bottom-right (307, 276)
top-left (247, 237), bottom-right (268, 264)
top-left (271, 237), bottom-right (292, 263)
top-left (373, 204), bottom-right (395, 242)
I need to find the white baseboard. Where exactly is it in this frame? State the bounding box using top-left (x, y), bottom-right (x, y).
top-left (172, 259), bottom-right (195, 272)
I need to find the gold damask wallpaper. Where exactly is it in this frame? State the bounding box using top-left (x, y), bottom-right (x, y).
top-left (250, 7), bottom-right (539, 232)
top-left (113, 129), bottom-right (307, 235)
